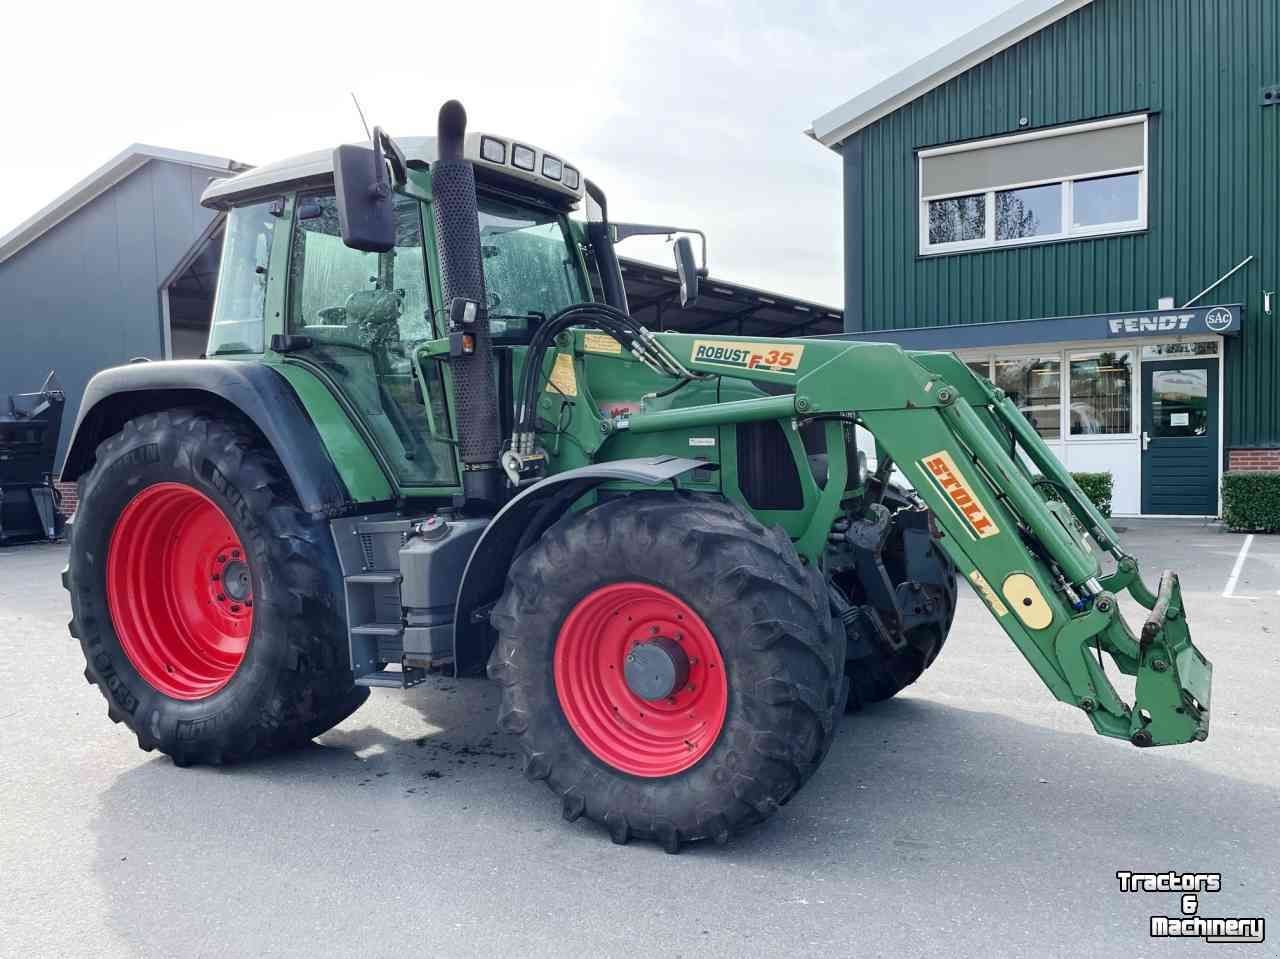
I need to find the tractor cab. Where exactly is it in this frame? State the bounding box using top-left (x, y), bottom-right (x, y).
top-left (199, 130), bottom-right (598, 492)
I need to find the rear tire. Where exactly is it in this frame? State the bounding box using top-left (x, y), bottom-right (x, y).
top-left (488, 492), bottom-right (845, 852)
top-left (65, 408), bottom-right (368, 764)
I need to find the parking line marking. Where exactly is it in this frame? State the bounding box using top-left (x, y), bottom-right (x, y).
top-left (1223, 534), bottom-right (1254, 599)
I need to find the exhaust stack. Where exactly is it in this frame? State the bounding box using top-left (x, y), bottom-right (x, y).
top-left (431, 100), bottom-right (502, 508)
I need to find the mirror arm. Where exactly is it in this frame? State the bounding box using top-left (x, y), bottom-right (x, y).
top-left (610, 223), bottom-right (708, 274)
top-left (372, 126), bottom-right (408, 186)
top-left (583, 179), bottom-right (628, 312)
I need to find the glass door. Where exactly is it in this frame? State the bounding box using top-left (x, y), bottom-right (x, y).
top-left (1140, 359), bottom-right (1218, 514)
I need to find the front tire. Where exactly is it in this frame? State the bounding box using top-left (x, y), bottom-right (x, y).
top-left (488, 493), bottom-right (845, 852)
top-left (65, 408), bottom-right (368, 764)
top-left (836, 483), bottom-right (957, 711)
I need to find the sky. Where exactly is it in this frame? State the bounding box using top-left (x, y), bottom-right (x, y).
top-left (0, 0), bottom-right (1014, 307)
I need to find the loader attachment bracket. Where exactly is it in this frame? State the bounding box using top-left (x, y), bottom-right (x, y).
top-left (1130, 571), bottom-right (1212, 746)
top-left (1046, 569), bottom-right (1210, 747)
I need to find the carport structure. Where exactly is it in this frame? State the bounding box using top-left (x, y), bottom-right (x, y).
top-left (618, 257), bottom-right (842, 337)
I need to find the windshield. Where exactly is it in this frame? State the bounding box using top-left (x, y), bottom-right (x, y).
top-left (477, 193), bottom-right (586, 319)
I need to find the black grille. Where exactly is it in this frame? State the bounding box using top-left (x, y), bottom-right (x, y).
top-left (737, 421), bottom-right (803, 510)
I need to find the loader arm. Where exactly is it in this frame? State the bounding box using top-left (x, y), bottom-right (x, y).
top-left (612, 333), bottom-right (1211, 748)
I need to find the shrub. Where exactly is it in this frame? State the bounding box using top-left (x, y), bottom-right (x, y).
top-left (1071, 472), bottom-right (1113, 519)
top-left (1034, 471), bottom-right (1113, 518)
top-left (1221, 471), bottom-right (1280, 532)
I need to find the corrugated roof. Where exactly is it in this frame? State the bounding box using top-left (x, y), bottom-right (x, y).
top-left (808, 0), bottom-right (1094, 148)
top-left (0, 144), bottom-right (246, 266)
top-left (618, 258), bottom-right (842, 337)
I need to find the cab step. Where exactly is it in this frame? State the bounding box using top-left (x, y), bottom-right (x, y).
top-left (356, 665), bottom-right (427, 689)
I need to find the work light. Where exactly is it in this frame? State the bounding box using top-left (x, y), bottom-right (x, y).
top-left (512, 144), bottom-right (536, 171)
top-left (480, 136), bottom-right (506, 164)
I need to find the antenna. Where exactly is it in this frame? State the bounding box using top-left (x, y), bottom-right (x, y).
top-left (349, 92), bottom-right (372, 141)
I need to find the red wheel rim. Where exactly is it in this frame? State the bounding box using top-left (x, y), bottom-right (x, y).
top-left (554, 582), bottom-right (728, 777)
top-left (106, 482), bottom-right (253, 700)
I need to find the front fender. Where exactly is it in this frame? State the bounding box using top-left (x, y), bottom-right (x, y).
top-left (452, 455), bottom-right (708, 674)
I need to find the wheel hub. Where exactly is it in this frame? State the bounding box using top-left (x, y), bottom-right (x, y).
top-left (554, 582), bottom-right (728, 778)
top-left (624, 637), bottom-right (690, 701)
top-left (220, 559), bottom-right (252, 603)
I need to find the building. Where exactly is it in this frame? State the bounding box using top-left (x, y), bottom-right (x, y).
top-left (810, 0), bottom-right (1278, 516)
top-left (0, 144), bottom-right (838, 508)
top-left (0, 144), bottom-right (248, 472)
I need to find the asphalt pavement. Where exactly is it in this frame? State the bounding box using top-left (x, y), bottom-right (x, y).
top-left (1, 520), bottom-right (1276, 957)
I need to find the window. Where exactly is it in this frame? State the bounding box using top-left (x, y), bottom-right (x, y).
top-left (1150, 369), bottom-right (1209, 438)
top-left (928, 194), bottom-right (985, 245)
top-left (994, 356), bottom-right (1061, 439)
top-left (995, 183), bottom-right (1062, 240)
top-left (1141, 341), bottom-right (1218, 360)
top-left (287, 192), bottom-right (455, 487)
top-left (1073, 172), bottom-right (1141, 228)
top-left (1069, 350), bottom-right (1133, 435)
top-left (207, 200), bottom-right (278, 355)
top-left (477, 193), bottom-right (585, 320)
top-left (289, 196), bottom-right (428, 343)
top-left (919, 115), bottom-right (1147, 254)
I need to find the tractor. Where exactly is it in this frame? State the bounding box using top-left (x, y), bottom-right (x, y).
top-left (60, 101), bottom-right (1212, 852)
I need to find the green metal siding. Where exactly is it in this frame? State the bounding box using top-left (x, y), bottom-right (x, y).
top-left (850, 0), bottom-right (1279, 447)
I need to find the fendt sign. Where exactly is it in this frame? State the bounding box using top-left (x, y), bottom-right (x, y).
top-left (1104, 305), bottom-right (1240, 338)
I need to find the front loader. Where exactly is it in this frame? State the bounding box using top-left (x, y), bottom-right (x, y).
top-left (60, 101), bottom-right (1211, 852)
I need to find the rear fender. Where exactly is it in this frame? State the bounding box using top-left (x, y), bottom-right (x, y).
top-left (60, 360), bottom-right (390, 518)
top-left (452, 455), bottom-right (707, 674)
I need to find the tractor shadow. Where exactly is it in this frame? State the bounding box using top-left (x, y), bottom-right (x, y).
top-left (88, 682), bottom-right (1279, 953)
top-left (720, 695), bottom-right (1280, 873)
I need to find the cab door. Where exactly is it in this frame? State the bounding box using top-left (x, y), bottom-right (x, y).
top-left (285, 191), bottom-right (458, 490)
top-left (1140, 359), bottom-right (1218, 515)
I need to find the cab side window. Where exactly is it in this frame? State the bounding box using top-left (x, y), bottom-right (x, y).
top-left (207, 199), bottom-right (278, 355)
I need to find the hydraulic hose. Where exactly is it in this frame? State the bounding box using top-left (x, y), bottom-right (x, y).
top-left (510, 303), bottom-right (698, 457)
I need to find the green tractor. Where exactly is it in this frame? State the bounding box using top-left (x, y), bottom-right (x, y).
top-left (61, 102), bottom-right (1212, 851)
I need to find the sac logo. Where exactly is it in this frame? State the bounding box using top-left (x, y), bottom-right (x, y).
top-left (690, 339), bottom-right (804, 375)
top-left (920, 450), bottom-right (1000, 539)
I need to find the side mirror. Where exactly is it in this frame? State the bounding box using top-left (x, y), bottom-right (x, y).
top-left (333, 138), bottom-right (395, 253)
top-left (673, 236), bottom-right (699, 307)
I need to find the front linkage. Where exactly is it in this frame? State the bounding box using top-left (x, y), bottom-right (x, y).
top-left (614, 334), bottom-right (1212, 749)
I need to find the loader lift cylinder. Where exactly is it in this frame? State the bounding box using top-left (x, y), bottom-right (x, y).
top-left (431, 100), bottom-right (503, 508)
